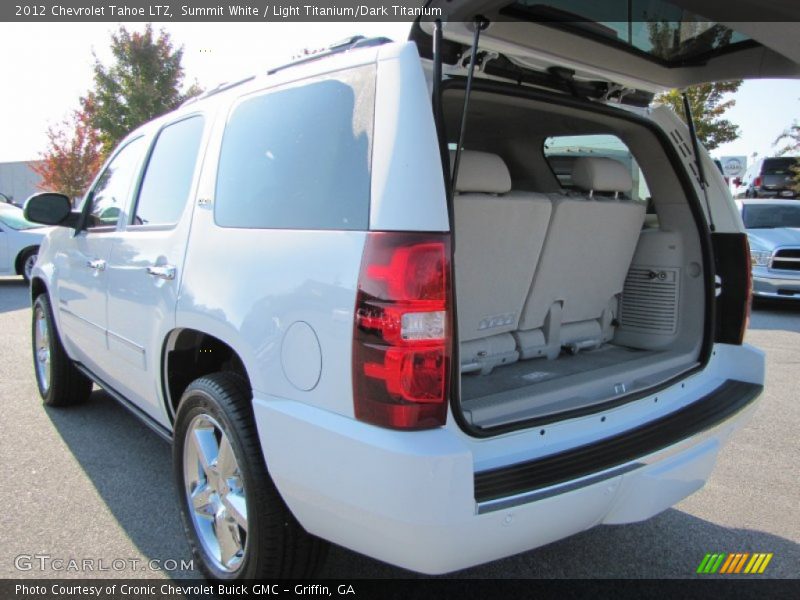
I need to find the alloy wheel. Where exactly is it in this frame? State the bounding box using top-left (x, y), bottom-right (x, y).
top-left (183, 413), bottom-right (248, 573)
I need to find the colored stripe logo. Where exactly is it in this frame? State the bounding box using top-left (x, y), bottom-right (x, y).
top-left (697, 552), bottom-right (773, 574)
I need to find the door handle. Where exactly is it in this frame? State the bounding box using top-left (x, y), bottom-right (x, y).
top-left (86, 259), bottom-right (106, 271)
top-left (146, 265), bottom-right (176, 281)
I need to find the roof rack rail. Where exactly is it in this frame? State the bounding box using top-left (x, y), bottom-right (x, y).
top-left (181, 75), bottom-right (256, 107)
top-left (267, 35), bottom-right (392, 76)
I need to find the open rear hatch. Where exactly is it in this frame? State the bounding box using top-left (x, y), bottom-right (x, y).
top-left (419, 0), bottom-right (800, 95)
top-left (413, 0), bottom-right (788, 435)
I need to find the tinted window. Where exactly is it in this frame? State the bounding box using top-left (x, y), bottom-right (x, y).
top-left (763, 158), bottom-right (798, 175)
top-left (742, 204), bottom-right (800, 229)
top-left (543, 134), bottom-right (650, 202)
top-left (133, 116), bottom-right (205, 226)
top-left (505, 1), bottom-right (751, 65)
top-left (87, 138), bottom-right (146, 229)
top-left (215, 67), bottom-right (374, 230)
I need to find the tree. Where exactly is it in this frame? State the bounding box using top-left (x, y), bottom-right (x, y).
top-left (85, 24), bottom-right (201, 155)
top-left (774, 120), bottom-right (800, 193)
top-left (32, 102), bottom-right (103, 202)
top-left (655, 81), bottom-right (742, 151)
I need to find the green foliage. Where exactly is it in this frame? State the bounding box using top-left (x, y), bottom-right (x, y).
top-left (655, 81), bottom-right (742, 151)
top-left (774, 121), bottom-right (800, 193)
top-left (84, 24), bottom-right (201, 155)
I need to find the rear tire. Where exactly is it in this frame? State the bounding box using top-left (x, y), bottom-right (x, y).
top-left (173, 372), bottom-right (328, 580)
top-left (31, 294), bottom-right (93, 406)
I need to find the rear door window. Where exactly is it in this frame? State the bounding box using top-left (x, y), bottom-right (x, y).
top-left (132, 116), bottom-right (205, 227)
top-left (763, 158), bottom-right (798, 175)
top-left (543, 134), bottom-right (650, 203)
top-left (215, 66), bottom-right (375, 230)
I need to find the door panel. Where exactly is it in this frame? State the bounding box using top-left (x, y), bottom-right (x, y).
top-left (54, 137), bottom-right (148, 379)
top-left (105, 115), bottom-right (206, 424)
top-left (106, 229), bottom-right (189, 421)
top-left (0, 225), bottom-right (9, 272)
top-left (56, 233), bottom-right (116, 376)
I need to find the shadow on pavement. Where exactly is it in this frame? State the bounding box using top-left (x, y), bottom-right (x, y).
top-left (0, 278), bottom-right (30, 314)
top-left (44, 389), bottom-right (199, 578)
top-left (749, 298), bottom-right (800, 333)
top-left (46, 388), bottom-right (800, 579)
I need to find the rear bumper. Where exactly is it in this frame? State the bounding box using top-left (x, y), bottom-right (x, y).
top-left (253, 372), bottom-right (762, 574)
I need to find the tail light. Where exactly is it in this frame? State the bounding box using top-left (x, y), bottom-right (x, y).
top-left (352, 232), bottom-right (452, 430)
top-left (754, 176), bottom-right (762, 188)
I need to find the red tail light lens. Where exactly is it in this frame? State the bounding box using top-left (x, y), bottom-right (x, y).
top-left (754, 176), bottom-right (762, 188)
top-left (353, 232), bottom-right (452, 430)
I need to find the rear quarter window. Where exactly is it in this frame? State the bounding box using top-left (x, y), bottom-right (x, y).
top-left (214, 66), bottom-right (375, 230)
top-left (543, 134), bottom-right (651, 203)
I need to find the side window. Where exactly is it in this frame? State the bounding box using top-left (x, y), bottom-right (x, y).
top-left (214, 66), bottom-right (375, 230)
top-left (543, 134), bottom-right (651, 203)
top-left (133, 116), bottom-right (205, 227)
top-left (87, 137), bottom-right (146, 229)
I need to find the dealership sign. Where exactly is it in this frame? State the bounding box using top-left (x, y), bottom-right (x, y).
top-left (719, 156), bottom-right (747, 178)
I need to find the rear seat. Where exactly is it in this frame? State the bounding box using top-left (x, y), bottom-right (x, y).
top-left (515, 157), bottom-right (645, 359)
top-left (452, 151), bottom-right (552, 374)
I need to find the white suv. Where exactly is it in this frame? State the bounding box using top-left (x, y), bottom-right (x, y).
top-left (25, 8), bottom-right (792, 579)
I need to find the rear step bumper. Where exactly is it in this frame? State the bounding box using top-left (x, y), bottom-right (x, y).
top-left (475, 379), bottom-right (761, 508)
top-left (253, 372), bottom-right (762, 574)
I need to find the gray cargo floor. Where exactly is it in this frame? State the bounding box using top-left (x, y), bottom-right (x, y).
top-left (459, 343), bottom-right (700, 427)
top-left (461, 344), bottom-right (656, 401)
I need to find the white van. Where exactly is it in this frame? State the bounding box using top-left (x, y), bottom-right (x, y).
top-left (25, 4), bottom-right (796, 579)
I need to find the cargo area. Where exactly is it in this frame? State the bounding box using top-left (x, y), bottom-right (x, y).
top-left (444, 87), bottom-right (707, 429)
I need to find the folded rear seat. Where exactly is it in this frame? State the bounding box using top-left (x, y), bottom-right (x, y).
top-left (452, 151), bottom-right (552, 374)
top-left (515, 157), bottom-right (645, 359)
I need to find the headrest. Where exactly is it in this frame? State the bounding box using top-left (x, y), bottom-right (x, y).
top-left (571, 157), bottom-right (632, 193)
top-left (450, 150), bottom-right (512, 194)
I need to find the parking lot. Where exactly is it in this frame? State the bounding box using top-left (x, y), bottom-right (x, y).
top-left (1, 276), bottom-right (797, 579)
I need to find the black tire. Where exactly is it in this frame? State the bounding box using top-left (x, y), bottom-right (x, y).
top-left (173, 372), bottom-right (328, 580)
top-left (18, 247), bottom-right (38, 283)
top-left (31, 293), bottom-right (93, 406)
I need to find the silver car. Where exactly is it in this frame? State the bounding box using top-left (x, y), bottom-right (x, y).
top-left (738, 199), bottom-right (800, 299)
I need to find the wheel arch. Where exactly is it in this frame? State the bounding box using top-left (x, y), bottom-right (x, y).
top-left (15, 245), bottom-right (40, 275)
top-left (30, 276), bottom-right (47, 302)
top-left (162, 328), bottom-right (253, 423)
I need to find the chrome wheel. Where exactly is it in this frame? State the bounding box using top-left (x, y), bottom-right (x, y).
top-left (183, 413), bottom-right (248, 573)
top-left (23, 252), bottom-right (37, 281)
top-left (34, 306), bottom-right (51, 394)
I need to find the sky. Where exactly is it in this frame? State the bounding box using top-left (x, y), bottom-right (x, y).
top-left (0, 22), bottom-right (798, 167)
